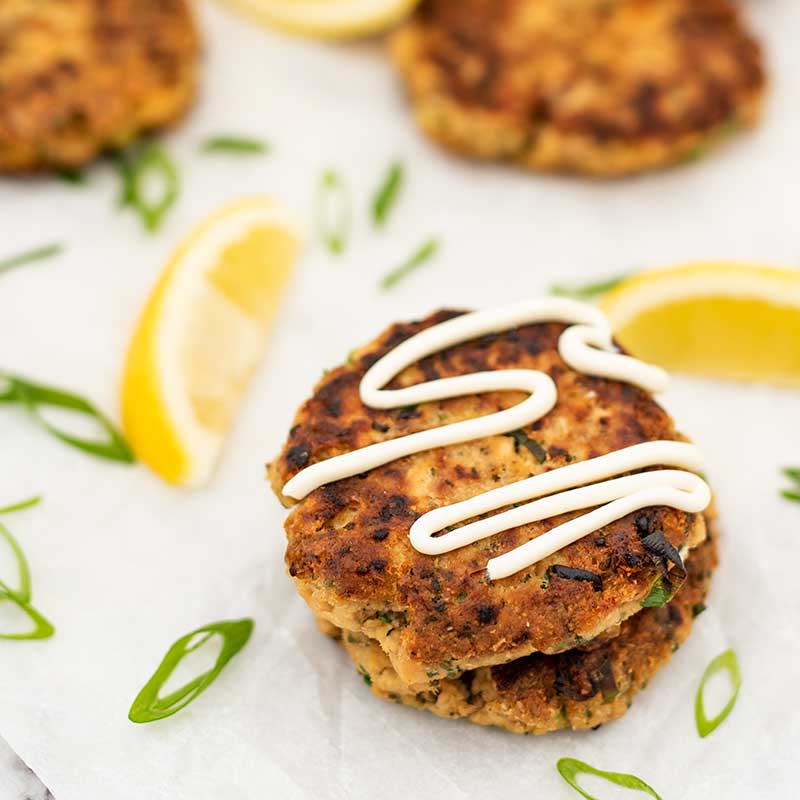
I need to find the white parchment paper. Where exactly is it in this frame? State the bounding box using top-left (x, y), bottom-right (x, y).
top-left (0, 2), bottom-right (798, 797)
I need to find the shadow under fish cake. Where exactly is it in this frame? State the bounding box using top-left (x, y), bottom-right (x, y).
top-left (390, 0), bottom-right (765, 176)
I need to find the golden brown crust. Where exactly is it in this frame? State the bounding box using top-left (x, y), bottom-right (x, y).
top-left (0, 0), bottom-right (199, 172)
top-left (391, 0), bottom-right (765, 176)
top-left (270, 310), bottom-right (707, 689)
top-left (340, 527), bottom-right (718, 734)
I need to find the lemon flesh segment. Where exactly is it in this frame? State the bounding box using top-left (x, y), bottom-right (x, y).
top-left (601, 264), bottom-right (800, 387)
top-left (220, 0), bottom-right (421, 38)
top-left (122, 200), bottom-right (301, 487)
top-left (184, 226), bottom-right (297, 435)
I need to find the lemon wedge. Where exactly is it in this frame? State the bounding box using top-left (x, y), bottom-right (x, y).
top-left (121, 197), bottom-right (301, 487)
top-left (600, 262), bottom-right (800, 387)
top-left (219, 0), bottom-right (420, 39)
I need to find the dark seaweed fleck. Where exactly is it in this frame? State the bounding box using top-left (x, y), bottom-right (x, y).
top-left (372, 528), bottom-right (390, 541)
top-left (476, 605), bottom-right (498, 624)
top-left (503, 429), bottom-right (546, 463)
top-left (624, 552), bottom-right (645, 567)
top-left (640, 529), bottom-right (684, 586)
top-left (371, 421), bottom-right (390, 433)
top-left (378, 495), bottom-right (408, 521)
top-left (692, 602), bottom-right (707, 618)
top-left (548, 565), bottom-right (603, 592)
top-left (555, 653), bottom-right (617, 702)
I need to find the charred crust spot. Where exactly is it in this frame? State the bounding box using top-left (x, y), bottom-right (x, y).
top-left (378, 495), bottom-right (410, 522)
top-left (286, 444), bottom-right (311, 469)
top-left (372, 528), bottom-right (390, 541)
top-left (667, 603), bottom-right (684, 627)
top-left (555, 651), bottom-right (617, 702)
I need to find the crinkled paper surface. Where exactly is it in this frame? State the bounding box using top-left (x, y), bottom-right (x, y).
top-left (0, 2), bottom-right (798, 797)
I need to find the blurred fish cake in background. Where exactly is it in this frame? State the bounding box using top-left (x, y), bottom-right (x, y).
top-left (391, 0), bottom-right (766, 176)
top-left (0, 0), bottom-right (199, 173)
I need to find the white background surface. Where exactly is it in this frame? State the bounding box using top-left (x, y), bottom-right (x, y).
top-left (1, 2), bottom-right (799, 798)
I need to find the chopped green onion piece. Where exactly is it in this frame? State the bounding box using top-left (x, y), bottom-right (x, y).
top-left (783, 467), bottom-right (800, 482)
top-left (557, 758), bottom-right (661, 800)
top-left (641, 578), bottom-right (672, 608)
top-left (371, 161), bottom-right (404, 226)
top-left (202, 136), bottom-right (268, 154)
top-left (129, 618), bottom-right (254, 723)
top-left (357, 665), bottom-right (372, 686)
top-left (316, 170), bottom-right (351, 255)
top-left (0, 496), bottom-right (42, 515)
top-left (380, 238), bottom-right (439, 291)
top-left (0, 521), bottom-right (32, 603)
top-left (550, 272), bottom-right (632, 300)
top-left (116, 144), bottom-right (179, 232)
top-left (695, 648), bottom-right (741, 737)
top-left (0, 374), bottom-right (134, 463)
top-left (781, 467), bottom-right (800, 502)
top-left (0, 243), bottom-right (62, 275)
top-left (57, 168), bottom-right (86, 185)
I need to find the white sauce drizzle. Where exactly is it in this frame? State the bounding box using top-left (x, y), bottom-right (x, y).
top-left (282, 298), bottom-right (711, 581)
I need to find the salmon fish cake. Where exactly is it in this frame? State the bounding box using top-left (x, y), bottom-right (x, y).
top-left (391, 0), bottom-right (765, 176)
top-left (270, 309), bottom-right (708, 690)
top-left (0, 0), bottom-right (199, 172)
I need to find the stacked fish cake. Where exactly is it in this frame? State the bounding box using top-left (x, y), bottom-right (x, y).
top-left (269, 306), bottom-right (716, 734)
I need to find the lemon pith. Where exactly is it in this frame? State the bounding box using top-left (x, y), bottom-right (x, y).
top-left (601, 262), bottom-right (800, 387)
top-left (121, 197), bottom-right (301, 486)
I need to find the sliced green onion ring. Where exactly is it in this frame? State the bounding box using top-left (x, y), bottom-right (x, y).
top-left (0, 522), bottom-right (32, 603)
top-left (371, 161), bottom-right (404, 227)
top-left (695, 648), bottom-right (741, 737)
top-left (116, 144), bottom-right (179, 232)
top-left (129, 618), bottom-right (254, 723)
top-left (0, 374), bottom-right (134, 463)
top-left (557, 758), bottom-right (662, 800)
top-left (0, 587), bottom-right (55, 641)
top-left (315, 170), bottom-right (351, 255)
top-left (0, 516), bottom-right (55, 641)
